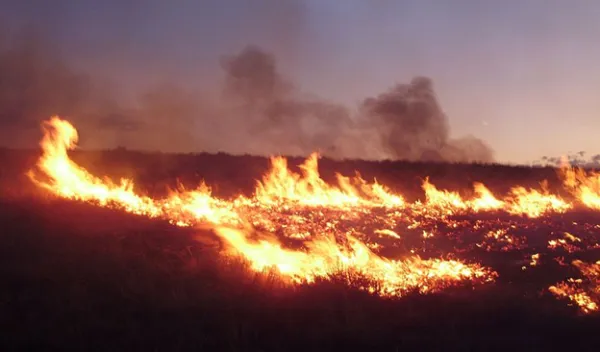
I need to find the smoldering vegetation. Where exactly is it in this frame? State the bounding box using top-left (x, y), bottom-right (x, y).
top-left (0, 27), bottom-right (494, 163)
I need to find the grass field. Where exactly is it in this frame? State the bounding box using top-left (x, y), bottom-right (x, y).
top-left (1, 149), bottom-right (600, 351)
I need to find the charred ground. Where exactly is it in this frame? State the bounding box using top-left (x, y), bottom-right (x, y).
top-left (0, 149), bottom-right (599, 351)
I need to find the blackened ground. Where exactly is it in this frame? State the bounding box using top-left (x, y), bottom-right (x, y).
top-left (0, 149), bottom-right (599, 351)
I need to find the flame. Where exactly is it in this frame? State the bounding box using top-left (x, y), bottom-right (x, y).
top-left (504, 182), bottom-right (571, 218)
top-left (163, 184), bottom-right (242, 225)
top-left (216, 226), bottom-right (493, 296)
top-left (422, 178), bottom-right (467, 214)
top-left (374, 229), bottom-right (401, 239)
top-left (561, 165), bottom-right (600, 210)
top-left (27, 116), bottom-right (600, 307)
top-left (530, 253), bottom-right (540, 266)
top-left (28, 116), bottom-right (494, 297)
top-left (420, 178), bottom-right (570, 218)
top-left (549, 260), bottom-right (600, 314)
top-left (27, 117), bottom-right (162, 217)
top-left (470, 182), bottom-right (504, 211)
top-left (255, 153), bottom-right (404, 208)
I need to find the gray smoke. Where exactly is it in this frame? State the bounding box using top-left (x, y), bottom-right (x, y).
top-left (0, 27), bottom-right (205, 152)
top-left (218, 45), bottom-right (355, 157)
top-left (0, 26), bottom-right (495, 163)
top-left (218, 46), bottom-right (494, 162)
top-left (0, 28), bottom-right (91, 146)
top-left (360, 76), bottom-right (494, 163)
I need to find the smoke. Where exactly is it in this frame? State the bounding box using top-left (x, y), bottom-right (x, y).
top-left (360, 77), bottom-right (494, 163)
top-left (0, 26), bottom-right (206, 152)
top-left (220, 45), bottom-right (292, 107)
top-left (0, 26), bottom-right (494, 163)
top-left (217, 46), bottom-right (494, 163)
top-left (217, 45), bottom-right (354, 157)
top-left (0, 28), bottom-right (92, 146)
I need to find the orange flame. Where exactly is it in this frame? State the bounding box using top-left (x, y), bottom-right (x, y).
top-left (27, 117), bottom-right (162, 217)
top-left (216, 226), bottom-right (493, 296)
top-left (28, 116), bottom-right (495, 297)
top-left (549, 260), bottom-right (600, 314)
top-left (255, 153), bottom-right (404, 207)
top-left (505, 181), bottom-right (571, 218)
top-left (422, 178), bottom-right (467, 214)
top-left (469, 182), bottom-right (504, 211)
top-left (561, 164), bottom-right (600, 210)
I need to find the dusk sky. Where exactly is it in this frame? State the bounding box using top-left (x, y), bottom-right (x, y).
top-left (3, 0), bottom-right (600, 164)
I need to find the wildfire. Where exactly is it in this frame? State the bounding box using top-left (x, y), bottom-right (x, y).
top-left (27, 116), bottom-right (495, 297)
top-left (23, 116), bottom-right (600, 309)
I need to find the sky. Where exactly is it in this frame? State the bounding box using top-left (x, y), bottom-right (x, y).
top-left (2, 0), bottom-right (600, 164)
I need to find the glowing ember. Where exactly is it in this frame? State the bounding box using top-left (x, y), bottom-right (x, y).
top-left (530, 253), bottom-right (540, 266)
top-left (549, 260), bottom-right (600, 313)
top-left (374, 229), bottom-right (401, 239)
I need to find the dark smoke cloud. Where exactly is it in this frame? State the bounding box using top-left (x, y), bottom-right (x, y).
top-left (0, 25), bottom-right (494, 163)
top-left (360, 77), bottom-right (494, 162)
top-left (220, 45), bottom-right (293, 115)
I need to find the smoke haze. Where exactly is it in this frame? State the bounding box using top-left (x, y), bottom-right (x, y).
top-left (0, 3), bottom-right (495, 163)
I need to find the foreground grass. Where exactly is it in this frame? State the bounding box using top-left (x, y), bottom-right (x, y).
top-left (0, 198), bottom-right (599, 351)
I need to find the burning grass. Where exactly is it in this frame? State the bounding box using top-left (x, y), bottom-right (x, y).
top-left (1, 198), bottom-right (600, 350)
top-left (2, 116), bottom-right (600, 349)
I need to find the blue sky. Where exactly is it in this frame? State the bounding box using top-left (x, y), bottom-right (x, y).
top-left (3, 0), bottom-right (600, 163)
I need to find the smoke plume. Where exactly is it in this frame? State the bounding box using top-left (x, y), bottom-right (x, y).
top-left (360, 77), bottom-right (493, 162)
top-left (218, 45), bottom-right (354, 157)
top-left (0, 27), bottom-right (494, 163)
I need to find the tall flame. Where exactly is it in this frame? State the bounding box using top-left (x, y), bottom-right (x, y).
top-left (255, 153), bottom-right (404, 207)
top-left (27, 117), bottom-right (161, 217)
